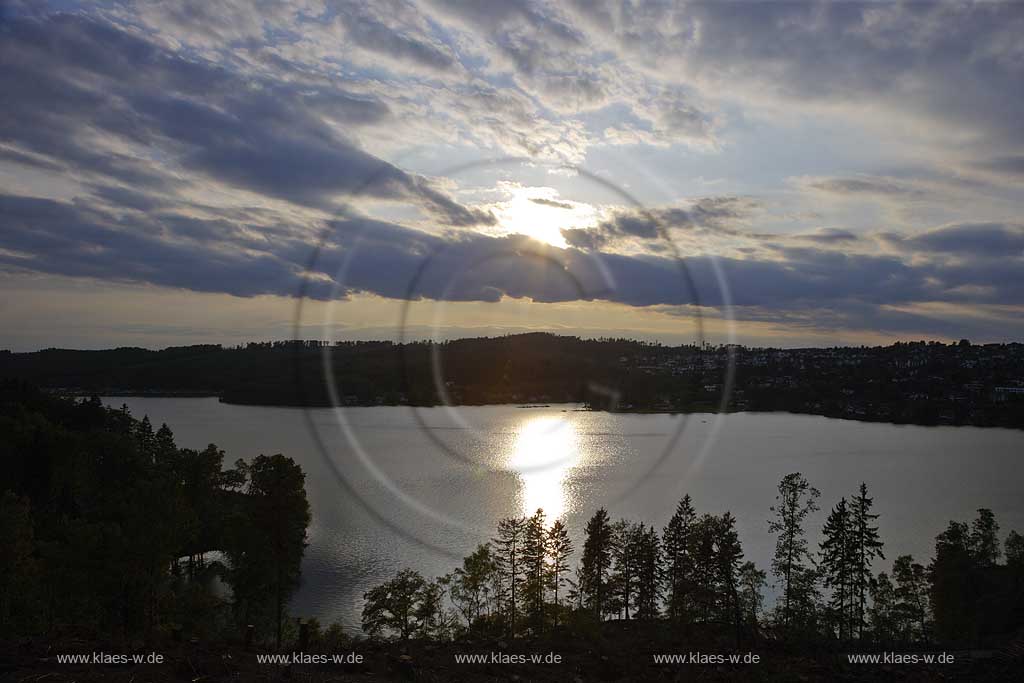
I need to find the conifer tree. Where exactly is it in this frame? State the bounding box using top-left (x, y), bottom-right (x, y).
top-left (819, 497), bottom-right (856, 640)
top-left (634, 524), bottom-right (662, 621)
top-left (580, 508), bottom-right (613, 619)
top-left (546, 519), bottom-right (573, 625)
top-left (610, 519), bottom-right (642, 619)
top-left (521, 509), bottom-right (548, 630)
top-left (851, 483), bottom-right (884, 639)
top-left (155, 423), bottom-right (177, 466)
top-left (493, 516), bottom-right (527, 635)
top-left (663, 495), bottom-right (697, 622)
top-left (690, 514), bottom-right (720, 622)
top-left (715, 512), bottom-right (745, 646)
top-left (769, 472), bottom-right (820, 635)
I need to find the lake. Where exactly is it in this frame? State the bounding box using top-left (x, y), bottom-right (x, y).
top-left (104, 397), bottom-right (1024, 633)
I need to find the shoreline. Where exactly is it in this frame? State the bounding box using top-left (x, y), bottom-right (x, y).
top-left (82, 391), bottom-right (1024, 431)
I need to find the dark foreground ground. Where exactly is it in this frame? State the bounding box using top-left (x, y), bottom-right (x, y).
top-left (4, 624), bottom-right (1022, 682)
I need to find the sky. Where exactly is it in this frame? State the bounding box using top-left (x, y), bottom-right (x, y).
top-left (1, 0), bottom-right (1023, 351)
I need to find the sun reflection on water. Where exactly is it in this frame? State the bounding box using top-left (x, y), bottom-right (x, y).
top-left (508, 416), bottom-right (581, 523)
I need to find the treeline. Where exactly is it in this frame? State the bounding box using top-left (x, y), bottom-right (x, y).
top-left (3, 334), bottom-right (1022, 428)
top-left (0, 381), bottom-right (311, 647)
top-left (362, 475), bottom-right (1024, 649)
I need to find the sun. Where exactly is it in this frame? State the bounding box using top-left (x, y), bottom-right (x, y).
top-left (493, 187), bottom-right (598, 248)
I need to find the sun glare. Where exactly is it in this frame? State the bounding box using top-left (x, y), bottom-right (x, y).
top-left (493, 188), bottom-right (598, 248)
top-left (508, 416), bottom-right (581, 523)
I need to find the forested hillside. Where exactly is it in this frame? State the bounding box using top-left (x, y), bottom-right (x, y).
top-left (0, 381), bottom-right (311, 646)
top-left (3, 335), bottom-right (1023, 428)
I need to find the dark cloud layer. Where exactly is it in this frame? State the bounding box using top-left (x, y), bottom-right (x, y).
top-left (972, 156), bottom-right (1024, 179)
top-left (890, 223), bottom-right (1024, 258)
top-left (791, 228), bottom-right (859, 245)
top-left (561, 197), bottom-right (756, 248)
top-left (3, 194), bottom-right (1022, 339)
top-left (0, 13), bottom-right (492, 225)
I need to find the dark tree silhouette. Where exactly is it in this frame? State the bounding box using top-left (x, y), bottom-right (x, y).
top-left (663, 495), bottom-right (697, 623)
top-left (521, 509), bottom-right (548, 630)
top-left (769, 473), bottom-right (820, 635)
top-left (0, 383), bottom-right (314, 644)
top-left (820, 497), bottom-right (856, 640)
top-left (971, 508), bottom-right (1001, 568)
top-left (634, 524), bottom-right (662, 621)
top-left (738, 561), bottom-right (767, 629)
top-left (225, 453), bottom-right (311, 649)
top-left (851, 483), bottom-right (884, 639)
top-left (546, 519), bottom-right (573, 625)
top-left (715, 512), bottom-right (745, 647)
top-left (580, 508), bottom-right (613, 620)
top-left (892, 554), bottom-right (930, 643)
top-left (0, 492), bottom-right (35, 633)
top-left (929, 520), bottom-right (975, 642)
top-left (448, 543), bottom-right (499, 627)
top-left (362, 569), bottom-right (430, 641)
top-left (1007, 531), bottom-right (1024, 569)
top-left (610, 519), bottom-right (642, 619)
top-left (869, 571), bottom-right (897, 643)
top-left (493, 516), bottom-right (527, 635)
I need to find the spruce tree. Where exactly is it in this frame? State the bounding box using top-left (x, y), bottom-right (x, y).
top-left (769, 472), bottom-right (820, 635)
top-left (663, 495), bottom-right (697, 622)
top-left (610, 519), bottom-right (641, 619)
top-left (851, 483), bottom-right (884, 639)
top-left (689, 514), bottom-right (720, 622)
top-left (546, 519), bottom-right (573, 626)
top-left (493, 516), bottom-right (527, 635)
top-left (521, 509), bottom-right (548, 630)
top-left (715, 512), bottom-right (745, 647)
top-left (634, 524), bottom-right (662, 621)
top-left (580, 508), bottom-right (613, 620)
top-left (819, 497), bottom-right (855, 640)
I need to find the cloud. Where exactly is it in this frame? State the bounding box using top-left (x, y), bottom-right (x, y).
top-left (0, 13), bottom-right (491, 225)
top-left (791, 228), bottom-right (860, 244)
top-left (562, 197), bottom-right (758, 249)
top-left (801, 176), bottom-right (925, 198)
top-left (529, 197), bottom-right (574, 209)
top-left (890, 222), bottom-right (1024, 258)
top-left (3, 2), bottom-right (1023, 345)
top-left (971, 156), bottom-right (1024, 179)
top-left (560, 227), bottom-right (609, 251)
top-left (332, 3), bottom-right (460, 74)
top-left (567, 1), bottom-right (1024, 150)
top-left (4, 193), bottom-right (1021, 327)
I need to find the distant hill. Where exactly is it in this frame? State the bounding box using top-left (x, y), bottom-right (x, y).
top-left (2, 334), bottom-right (1023, 428)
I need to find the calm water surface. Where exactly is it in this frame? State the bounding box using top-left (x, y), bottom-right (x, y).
top-left (105, 398), bottom-right (1024, 632)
